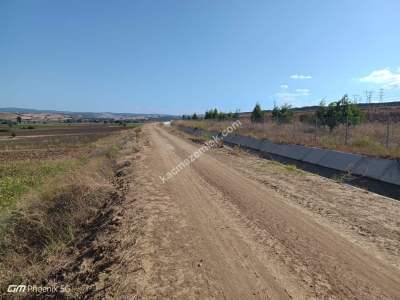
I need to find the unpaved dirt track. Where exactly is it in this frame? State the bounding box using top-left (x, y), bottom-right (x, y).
top-left (114, 124), bottom-right (400, 299)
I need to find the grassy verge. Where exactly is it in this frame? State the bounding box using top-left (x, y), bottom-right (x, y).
top-left (0, 127), bottom-right (140, 296)
top-left (0, 159), bottom-right (79, 210)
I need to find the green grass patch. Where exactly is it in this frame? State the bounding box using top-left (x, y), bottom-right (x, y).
top-left (201, 132), bottom-right (213, 141)
top-left (125, 123), bottom-right (141, 128)
top-left (284, 164), bottom-right (305, 175)
top-left (0, 159), bottom-right (78, 210)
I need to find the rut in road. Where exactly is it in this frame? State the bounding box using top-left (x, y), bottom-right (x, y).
top-left (122, 124), bottom-right (400, 299)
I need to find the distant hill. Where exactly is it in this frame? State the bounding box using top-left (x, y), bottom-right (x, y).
top-left (0, 107), bottom-right (179, 121)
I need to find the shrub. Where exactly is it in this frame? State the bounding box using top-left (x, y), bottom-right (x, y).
top-left (251, 103), bottom-right (265, 123)
top-left (20, 125), bottom-right (35, 129)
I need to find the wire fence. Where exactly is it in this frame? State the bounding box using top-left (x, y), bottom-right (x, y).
top-left (188, 111), bottom-right (400, 159)
top-left (243, 115), bottom-right (400, 158)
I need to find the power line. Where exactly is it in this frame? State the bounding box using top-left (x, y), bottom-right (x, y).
top-left (379, 88), bottom-right (384, 103)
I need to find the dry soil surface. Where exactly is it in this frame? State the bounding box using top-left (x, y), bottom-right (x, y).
top-left (96, 124), bottom-right (400, 299)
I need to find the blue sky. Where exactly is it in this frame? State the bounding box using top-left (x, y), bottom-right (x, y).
top-left (1, 0), bottom-right (400, 115)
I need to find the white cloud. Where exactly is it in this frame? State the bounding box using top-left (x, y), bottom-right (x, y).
top-left (359, 68), bottom-right (400, 89)
top-left (295, 88), bottom-right (310, 96)
top-left (275, 88), bottom-right (311, 103)
top-left (290, 74), bottom-right (312, 80)
top-left (275, 92), bottom-right (297, 102)
top-left (280, 84), bottom-right (289, 89)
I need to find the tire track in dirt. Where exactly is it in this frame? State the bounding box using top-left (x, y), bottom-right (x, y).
top-left (149, 127), bottom-right (292, 299)
top-left (149, 124), bottom-right (400, 299)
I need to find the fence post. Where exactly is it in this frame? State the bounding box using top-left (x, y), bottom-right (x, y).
top-left (345, 115), bottom-right (349, 145)
top-left (314, 117), bottom-right (318, 144)
top-left (385, 118), bottom-right (390, 149)
top-left (292, 120), bottom-right (296, 142)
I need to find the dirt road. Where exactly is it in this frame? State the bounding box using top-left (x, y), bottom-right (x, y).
top-left (101, 124), bottom-right (400, 299)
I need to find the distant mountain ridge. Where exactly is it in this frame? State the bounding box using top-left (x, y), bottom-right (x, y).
top-left (0, 107), bottom-right (178, 120)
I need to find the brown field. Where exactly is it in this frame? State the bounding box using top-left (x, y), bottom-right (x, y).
top-left (0, 124), bottom-right (129, 161)
top-left (0, 123), bottom-right (126, 138)
top-left (0, 123), bottom-right (132, 208)
top-left (0, 112), bottom-right (72, 122)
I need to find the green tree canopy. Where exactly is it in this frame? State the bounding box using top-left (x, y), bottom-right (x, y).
top-left (251, 103), bottom-right (265, 123)
top-left (316, 95), bottom-right (364, 131)
top-left (272, 104), bottom-right (294, 124)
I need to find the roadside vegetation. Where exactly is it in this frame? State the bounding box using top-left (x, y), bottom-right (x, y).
top-left (0, 159), bottom-right (77, 210)
top-left (177, 95), bottom-right (400, 158)
top-left (0, 124), bottom-right (140, 296)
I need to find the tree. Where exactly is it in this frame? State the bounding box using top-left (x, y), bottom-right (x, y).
top-left (251, 103), bottom-right (264, 123)
top-left (217, 112), bottom-right (227, 121)
top-left (212, 108), bottom-right (218, 119)
top-left (316, 100), bottom-right (327, 123)
top-left (192, 113), bottom-right (198, 120)
top-left (324, 102), bottom-right (340, 131)
top-left (316, 95), bottom-right (364, 131)
top-left (272, 104), bottom-right (294, 124)
top-left (16, 116), bottom-right (22, 123)
top-left (205, 108), bottom-right (218, 119)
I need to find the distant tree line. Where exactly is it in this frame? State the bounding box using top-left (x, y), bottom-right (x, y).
top-left (250, 94), bottom-right (364, 131)
top-left (250, 102), bottom-right (294, 124)
top-left (181, 94), bottom-right (365, 131)
top-left (204, 108), bottom-right (239, 120)
top-left (182, 109), bottom-right (240, 121)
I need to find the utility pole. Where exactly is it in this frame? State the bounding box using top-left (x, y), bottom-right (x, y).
top-left (378, 88), bottom-right (384, 113)
top-left (353, 94), bottom-right (360, 104)
top-left (365, 90), bottom-right (373, 118)
top-left (368, 91), bottom-right (373, 104)
top-left (365, 90), bottom-right (373, 104)
top-left (379, 88), bottom-right (384, 103)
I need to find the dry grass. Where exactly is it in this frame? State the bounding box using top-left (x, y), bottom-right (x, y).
top-left (176, 119), bottom-right (400, 159)
top-left (0, 127), bottom-right (140, 296)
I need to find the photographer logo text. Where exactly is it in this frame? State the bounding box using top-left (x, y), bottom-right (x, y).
top-left (8, 284), bottom-right (69, 294)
